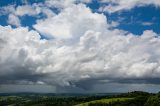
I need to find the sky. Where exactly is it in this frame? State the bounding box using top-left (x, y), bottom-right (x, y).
top-left (0, 0), bottom-right (160, 93)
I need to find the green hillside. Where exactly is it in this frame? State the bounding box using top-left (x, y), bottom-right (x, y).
top-left (75, 98), bottom-right (133, 106)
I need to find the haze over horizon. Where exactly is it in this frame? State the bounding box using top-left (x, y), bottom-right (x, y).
top-left (0, 0), bottom-right (160, 93)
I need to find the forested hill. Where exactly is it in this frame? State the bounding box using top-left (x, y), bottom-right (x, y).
top-left (0, 91), bottom-right (160, 106)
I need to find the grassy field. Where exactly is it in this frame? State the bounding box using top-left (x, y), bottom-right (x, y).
top-left (75, 97), bottom-right (133, 106)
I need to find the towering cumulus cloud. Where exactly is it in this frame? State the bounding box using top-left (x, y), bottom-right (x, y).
top-left (34, 4), bottom-right (107, 39)
top-left (0, 1), bottom-right (160, 91)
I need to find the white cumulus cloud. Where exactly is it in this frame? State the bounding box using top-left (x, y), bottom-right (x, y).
top-left (7, 14), bottom-right (21, 27)
top-left (99, 0), bottom-right (160, 13)
top-left (0, 3), bottom-right (160, 91)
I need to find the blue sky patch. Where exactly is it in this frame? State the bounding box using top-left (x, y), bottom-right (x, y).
top-left (107, 5), bottom-right (160, 35)
top-left (0, 0), bottom-right (45, 7)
